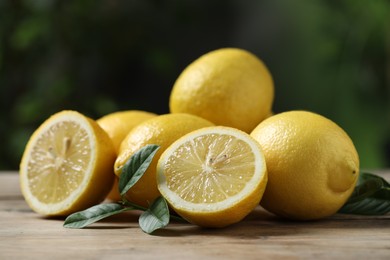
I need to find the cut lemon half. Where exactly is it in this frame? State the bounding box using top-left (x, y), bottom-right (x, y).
top-left (19, 110), bottom-right (116, 216)
top-left (157, 126), bottom-right (268, 227)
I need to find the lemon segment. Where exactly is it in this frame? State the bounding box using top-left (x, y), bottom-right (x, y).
top-left (157, 126), bottom-right (267, 227)
top-left (20, 110), bottom-right (116, 216)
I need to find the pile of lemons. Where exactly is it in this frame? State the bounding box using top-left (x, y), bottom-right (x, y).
top-left (19, 48), bottom-right (359, 227)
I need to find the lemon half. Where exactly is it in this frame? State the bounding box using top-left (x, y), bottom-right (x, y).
top-left (157, 126), bottom-right (268, 227)
top-left (20, 110), bottom-right (116, 216)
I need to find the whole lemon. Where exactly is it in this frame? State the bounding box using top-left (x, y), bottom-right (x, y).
top-left (97, 110), bottom-right (157, 153)
top-left (169, 48), bottom-right (274, 133)
top-left (97, 110), bottom-right (157, 201)
top-left (250, 111), bottom-right (359, 220)
top-left (114, 113), bottom-right (214, 207)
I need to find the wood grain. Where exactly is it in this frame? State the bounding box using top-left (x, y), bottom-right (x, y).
top-left (0, 171), bottom-right (389, 260)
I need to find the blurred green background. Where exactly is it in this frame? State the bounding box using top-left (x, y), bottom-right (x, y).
top-left (0, 0), bottom-right (389, 170)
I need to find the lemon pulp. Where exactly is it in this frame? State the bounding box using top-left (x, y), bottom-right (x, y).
top-left (164, 134), bottom-right (255, 204)
top-left (26, 120), bottom-right (92, 204)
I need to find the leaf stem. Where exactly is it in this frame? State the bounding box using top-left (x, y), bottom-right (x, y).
top-left (120, 196), bottom-right (148, 211)
top-left (121, 196), bottom-right (186, 222)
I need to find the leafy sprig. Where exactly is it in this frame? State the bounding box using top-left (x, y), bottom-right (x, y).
top-left (338, 172), bottom-right (390, 215)
top-left (63, 144), bottom-right (177, 234)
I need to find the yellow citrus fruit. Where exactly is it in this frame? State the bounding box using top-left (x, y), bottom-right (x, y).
top-left (250, 110), bottom-right (360, 220)
top-left (157, 126), bottom-right (268, 227)
top-left (169, 48), bottom-right (274, 133)
top-left (97, 110), bottom-right (157, 201)
top-left (97, 110), bottom-right (157, 152)
top-left (19, 110), bottom-right (116, 216)
top-left (114, 113), bottom-right (214, 208)
top-left (105, 177), bottom-right (121, 202)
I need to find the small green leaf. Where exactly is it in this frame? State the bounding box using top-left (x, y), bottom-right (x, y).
top-left (64, 203), bottom-right (132, 228)
top-left (139, 196), bottom-right (170, 234)
top-left (118, 144), bottom-right (160, 196)
top-left (338, 172), bottom-right (390, 215)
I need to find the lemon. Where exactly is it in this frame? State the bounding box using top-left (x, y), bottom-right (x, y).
top-left (157, 126), bottom-right (268, 227)
top-left (105, 178), bottom-right (122, 202)
top-left (114, 113), bottom-right (214, 208)
top-left (97, 110), bottom-right (157, 201)
top-left (97, 110), bottom-right (157, 152)
top-left (169, 48), bottom-right (274, 133)
top-left (19, 110), bottom-right (116, 216)
top-left (250, 110), bottom-right (360, 220)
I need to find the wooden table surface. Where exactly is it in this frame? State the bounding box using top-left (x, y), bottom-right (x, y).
top-left (0, 171), bottom-right (389, 260)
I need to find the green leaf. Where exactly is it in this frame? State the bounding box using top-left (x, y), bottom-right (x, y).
top-left (63, 203), bottom-right (132, 229)
top-left (118, 144), bottom-right (160, 196)
top-left (338, 172), bottom-right (390, 215)
top-left (139, 196), bottom-right (170, 234)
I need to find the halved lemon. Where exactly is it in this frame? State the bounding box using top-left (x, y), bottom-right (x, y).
top-left (157, 126), bottom-right (268, 227)
top-left (19, 110), bottom-right (116, 216)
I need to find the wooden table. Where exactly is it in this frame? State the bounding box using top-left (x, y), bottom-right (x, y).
top-left (0, 171), bottom-right (389, 260)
